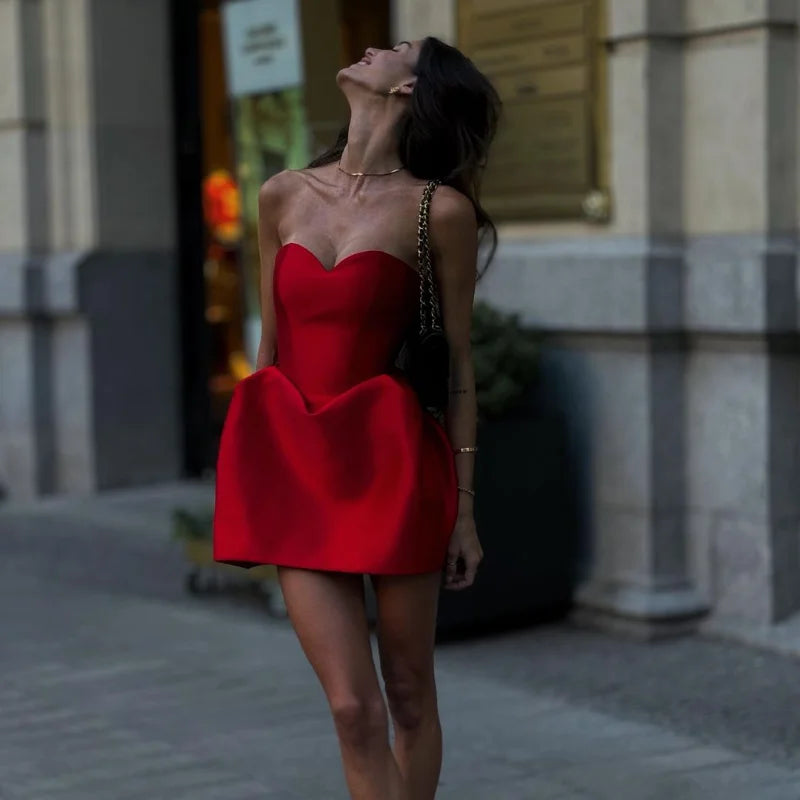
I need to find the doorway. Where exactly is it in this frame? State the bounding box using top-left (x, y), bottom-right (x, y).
top-left (170, 0), bottom-right (392, 476)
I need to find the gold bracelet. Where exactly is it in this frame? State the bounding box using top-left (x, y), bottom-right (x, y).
top-left (453, 446), bottom-right (478, 454)
top-left (457, 486), bottom-right (475, 497)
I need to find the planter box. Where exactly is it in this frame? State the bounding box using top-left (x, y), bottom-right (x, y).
top-left (435, 410), bottom-right (579, 638)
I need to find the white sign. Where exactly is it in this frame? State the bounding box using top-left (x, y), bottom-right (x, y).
top-left (222, 0), bottom-right (304, 97)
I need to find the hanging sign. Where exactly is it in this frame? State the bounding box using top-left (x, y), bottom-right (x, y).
top-left (222, 0), bottom-right (304, 97)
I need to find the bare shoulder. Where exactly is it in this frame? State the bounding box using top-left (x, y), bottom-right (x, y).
top-left (429, 185), bottom-right (478, 272)
top-left (426, 185), bottom-right (478, 317)
top-left (257, 170), bottom-right (314, 240)
top-left (430, 185), bottom-right (478, 239)
top-left (258, 169), bottom-right (304, 209)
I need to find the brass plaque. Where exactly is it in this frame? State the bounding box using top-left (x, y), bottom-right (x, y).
top-left (468, 2), bottom-right (585, 47)
top-left (472, 35), bottom-right (587, 75)
top-left (459, 0), bottom-right (609, 221)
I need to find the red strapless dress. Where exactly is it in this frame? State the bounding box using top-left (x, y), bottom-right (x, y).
top-left (212, 242), bottom-right (458, 575)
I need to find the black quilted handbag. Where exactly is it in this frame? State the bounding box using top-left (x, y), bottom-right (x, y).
top-left (402, 179), bottom-right (449, 423)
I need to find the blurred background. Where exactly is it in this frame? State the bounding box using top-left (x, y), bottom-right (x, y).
top-left (2, 1), bottom-right (800, 798)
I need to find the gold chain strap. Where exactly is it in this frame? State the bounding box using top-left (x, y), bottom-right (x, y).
top-left (416, 180), bottom-right (443, 335)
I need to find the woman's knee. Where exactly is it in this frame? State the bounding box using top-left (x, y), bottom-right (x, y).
top-left (383, 670), bottom-right (435, 731)
top-left (330, 693), bottom-right (388, 749)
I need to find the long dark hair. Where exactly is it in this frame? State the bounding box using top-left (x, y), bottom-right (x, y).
top-left (308, 36), bottom-right (502, 279)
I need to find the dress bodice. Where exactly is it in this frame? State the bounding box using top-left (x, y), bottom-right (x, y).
top-left (272, 242), bottom-right (418, 407)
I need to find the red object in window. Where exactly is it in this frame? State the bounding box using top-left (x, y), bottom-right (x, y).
top-left (203, 169), bottom-right (242, 245)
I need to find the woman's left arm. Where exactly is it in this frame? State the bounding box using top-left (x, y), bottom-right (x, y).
top-left (430, 186), bottom-right (483, 590)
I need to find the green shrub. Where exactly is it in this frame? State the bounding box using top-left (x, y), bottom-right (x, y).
top-left (470, 299), bottom-right (541, 421)
top-left (172, 508), bottom-right (214, 542)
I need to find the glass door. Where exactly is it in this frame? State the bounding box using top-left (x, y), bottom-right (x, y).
top-left (173, 0), bottom-right (391, 474)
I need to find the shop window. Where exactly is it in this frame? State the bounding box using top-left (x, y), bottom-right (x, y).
top-left (189, 0), bottom-right (389, 456)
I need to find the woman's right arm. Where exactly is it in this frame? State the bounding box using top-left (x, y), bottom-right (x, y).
top-left (254, 171), bottom-right (290, 370)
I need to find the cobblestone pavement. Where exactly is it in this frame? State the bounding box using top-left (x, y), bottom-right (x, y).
top-left (1, 483), bottom-right (799, 799)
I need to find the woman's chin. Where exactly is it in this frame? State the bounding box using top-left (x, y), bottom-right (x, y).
top-left (335, 65), bottom-right (368, 90)
top-left (335, 66), bottom-right (353, 87)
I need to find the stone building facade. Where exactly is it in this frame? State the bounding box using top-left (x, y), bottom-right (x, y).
top-left (2, 0), bottom-right (800, 640)
top-left (0, 0), bottom-right (180, 497)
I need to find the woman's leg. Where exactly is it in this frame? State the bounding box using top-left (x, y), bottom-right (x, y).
top-left (371, 571), bottom-right (443, 800)
top-left (277, 567), bottom-right (406, 800)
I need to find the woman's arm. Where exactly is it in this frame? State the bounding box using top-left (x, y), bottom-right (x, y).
top-left (430, 185), bottom-right (483, 589)
top-left (254, 172), bottom-right (289, 370)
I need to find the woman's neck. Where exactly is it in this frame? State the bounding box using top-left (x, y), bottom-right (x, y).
top-left (340, 102), bottom-right (404, 175)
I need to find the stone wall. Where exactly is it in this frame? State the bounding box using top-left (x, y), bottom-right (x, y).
top-left (2, 0), bottom-right (798, 636)
top-left (0, 0), bottom-right (181, 499)
top-left (398, 0), bottom-right (800, 633)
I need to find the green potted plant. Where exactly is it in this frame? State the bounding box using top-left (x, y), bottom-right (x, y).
top-left (436, 299), bottom-right (578, 637)
top-left (472, 300), bottom-right (542, 422)
top-left (171, 507), bottom-right (281, 605)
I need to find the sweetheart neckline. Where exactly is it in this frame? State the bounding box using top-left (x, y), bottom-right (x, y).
top-left (277, 241), bottom-right (418, 277)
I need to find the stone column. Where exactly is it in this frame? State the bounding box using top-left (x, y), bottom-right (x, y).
top-left (40, 0), bottom-right (98, 494)
top-left (0, 0), bottom-right (52, 499)
top-left (567, 0), bottom-right (710, 636)
top-left (681, 0), bottom-right (800, 629)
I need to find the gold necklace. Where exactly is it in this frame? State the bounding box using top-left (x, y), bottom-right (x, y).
top-left (337, 162), bottom-right (405, 177)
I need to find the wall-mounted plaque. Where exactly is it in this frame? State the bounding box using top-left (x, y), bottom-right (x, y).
top-left (458, 0), bottom-right (609, 221)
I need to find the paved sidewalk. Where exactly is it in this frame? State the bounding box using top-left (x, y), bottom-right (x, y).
top-left (1, 484), bottom-right (800, 799)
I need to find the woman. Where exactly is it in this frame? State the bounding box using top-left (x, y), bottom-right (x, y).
top-left (214, 36), bottom-right (500, 799)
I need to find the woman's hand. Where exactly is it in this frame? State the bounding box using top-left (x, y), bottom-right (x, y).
top-left (444, 514), bottom-right (483, 590)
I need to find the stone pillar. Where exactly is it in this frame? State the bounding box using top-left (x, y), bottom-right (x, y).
top-left (0, 0), bottom-right (52, 499)
top-left (565, 0), bottom-right (710, 636)
top-left (41, 0), bottom-right (100, 495)
top-left (681, 0), bottom-right (800, 629)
